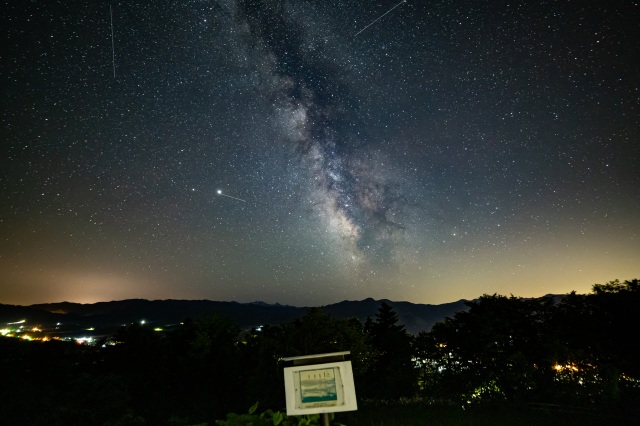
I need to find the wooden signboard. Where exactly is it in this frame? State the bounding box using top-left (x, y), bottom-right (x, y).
top-left (282, 352), bottom-right (358, 416)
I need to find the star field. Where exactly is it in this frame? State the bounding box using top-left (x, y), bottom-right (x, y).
top-left (1, 0), bottom-right (639, 306)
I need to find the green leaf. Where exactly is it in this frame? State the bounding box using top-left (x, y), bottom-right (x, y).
top-left (248, 402), bottom-right (259, 415)
top-left (272, 411), bottom-right (283, 425)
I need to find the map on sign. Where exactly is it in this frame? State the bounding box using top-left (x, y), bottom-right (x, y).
top-left (299, 367), bottom-right (338, 404)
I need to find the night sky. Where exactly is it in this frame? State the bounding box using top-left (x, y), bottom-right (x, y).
top-left (2, 0), bottom-right (639, 306)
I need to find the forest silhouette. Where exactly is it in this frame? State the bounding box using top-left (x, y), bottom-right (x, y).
top-left (1, 279), bottom-right (638, 425)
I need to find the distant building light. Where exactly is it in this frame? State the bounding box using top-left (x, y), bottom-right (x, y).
top-left (140, 320), bottom-right (146, 325)
top-left (553, 363), bottom-right (580, 372)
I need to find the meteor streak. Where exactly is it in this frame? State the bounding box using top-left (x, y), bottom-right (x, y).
top-left (354, 0), bottom-right (407, 37)
top-left (110, 5), bottom-right (115, 78)
top-left (217, 189), bottom-right (246, 202)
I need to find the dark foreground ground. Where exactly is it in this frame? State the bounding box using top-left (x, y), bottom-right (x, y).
top-left (334, 401), bottom-right (639, 426)
top-left (1, 400), bottom-right (637, 425)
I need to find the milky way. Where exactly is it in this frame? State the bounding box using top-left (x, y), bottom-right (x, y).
top-left (236, 0), bottom-right (412, 265)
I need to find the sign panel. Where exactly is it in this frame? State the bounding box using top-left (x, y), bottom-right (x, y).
top-left (283, 361), bottom-right (357, 416)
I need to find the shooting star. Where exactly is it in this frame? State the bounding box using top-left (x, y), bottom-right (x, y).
top-left (354, 0), bottom-right (407, 37)
top-left (110, 5), bottom-right (115, 78)
top-left (217, 189), bottom-right (246, 202)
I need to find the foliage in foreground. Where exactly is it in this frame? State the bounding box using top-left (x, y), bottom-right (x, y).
top-left (216, 402), bottom-right (345, 426)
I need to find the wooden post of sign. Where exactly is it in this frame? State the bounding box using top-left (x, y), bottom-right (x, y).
top-left (320, 412), bottom-right (330, 426)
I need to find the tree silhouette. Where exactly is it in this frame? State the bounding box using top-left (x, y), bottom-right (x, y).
top-left (550, 279), bottom-right (640, 404)
top-left (364, 302), bottom-right (417, 399)
top-left (423, 295), bottom-right (557, 403)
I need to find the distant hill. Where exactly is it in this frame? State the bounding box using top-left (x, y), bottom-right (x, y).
top-left (0, 303), bottom-right (73, 324)
top-left (26, 299), bottom-right (305, 329)
top-left (321, 298), bottom-right (471, 334)
top-left (0, 297), bottom-right (485, 334)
